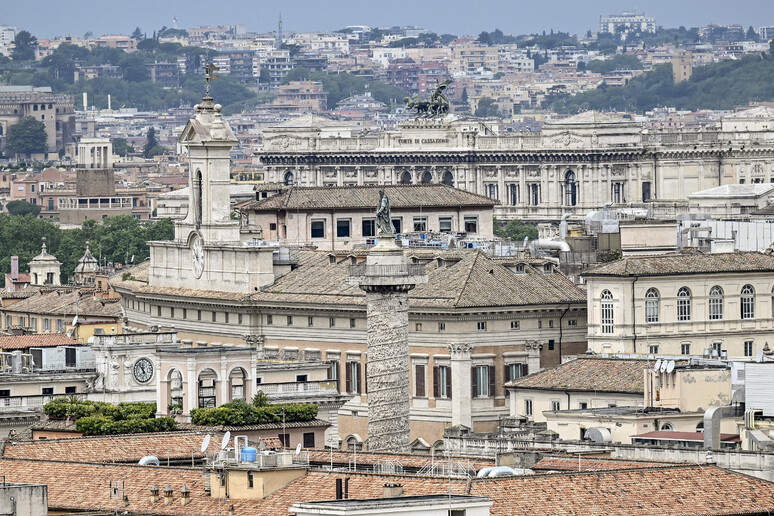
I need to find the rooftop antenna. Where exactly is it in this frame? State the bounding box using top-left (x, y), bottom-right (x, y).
top-left (204, 60), bottom-right (220, 97)
top-left (277, 12), bottom-right (283, 49)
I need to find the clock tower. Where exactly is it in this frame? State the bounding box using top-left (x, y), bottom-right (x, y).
top-left (147, 91), bottom-right (277, 293)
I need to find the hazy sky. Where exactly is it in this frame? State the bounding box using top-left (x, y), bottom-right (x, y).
top-left (5, 1), bottom-right (774, 39)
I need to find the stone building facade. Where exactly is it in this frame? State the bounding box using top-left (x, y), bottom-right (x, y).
top-left (0, 86), bottom-right (75, 154)
top-left (257, 108), bottom-right (774, 221)
top-left (583, 252), bottom-right (774, 358)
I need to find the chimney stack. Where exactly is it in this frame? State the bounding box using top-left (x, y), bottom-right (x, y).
top-left (10, 256), bottom-right (18, 281)
top-left (149, 484), bottom-right (159, 504)
top-left (180, 485), bottom-right (191, 506)
top-left (383, 483), bottom-right (404, 498)
top-left (163, 484), bottom-right (173, 505)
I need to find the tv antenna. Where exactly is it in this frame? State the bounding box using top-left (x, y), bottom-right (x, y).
top-left (200, 434), bottom-right (211, 453)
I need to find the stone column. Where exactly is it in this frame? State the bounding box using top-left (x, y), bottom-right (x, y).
top-left (186, 359), bottom-right (197, 419)
top-left (349, 238), bottom-right (426, 452)
top-left (449, 342), bottom-right (473, 428)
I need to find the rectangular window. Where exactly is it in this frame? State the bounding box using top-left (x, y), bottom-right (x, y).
top-left (212, 311), bottom-right (217, 322)
top-left (303, 432), bottom-right (315, 448)
top-left (287, 316), bottom-right (293, 326)
top-left (65, 348), bottom-right (76, 368)
top-left (413, 217), bottom-right (427, 232)
top-left (549, 320), bottom-right (554, 328)
top-left (0, 390), bottom-right (10, 397)
top-left (579, 402), bottom-right (588, 410)
top-left (267, 315), bottom-right (273, 325)
top-left (329, 317), bottom-right (335, 328)
top-left (439, 217), bottom-right (453, 232)
top-left (649, 345), bottom-right (659, 354)
top-left (198, 310), bottom-right (202, 321)
top-left (345, 361), bottom-right (361, 393)
top-left (438, 322), bottom-right (446, 332)
top-left (247, 471), bottom-right (254, 488)
top-left (415, 364), bottom-right (426, 397)
top-left (362, 219), bottom-right (376, 237)
top-left (744, 340), bottom-right (754, 357)
top-left (311, 220), bottom-right (325, 239)
top-left (392, 218), bottom-right (402, 233)
top-left (336, 219), bottom-right (351, 238)
top-left (278, 434), bottom-right (290, 447)
top-left (525, 399), bottom-right (533, 416)
top-left (538, 320), bottom-right (542, 329)
top-left (296, 374), bottom-right (308, 382)
top-left (601, 299), bottom-right (614, 334)
top-left (511, 320), bottom-right (520, 330)
top-left (269, 223), bottom-right (277, 231)
top-left (415, 322), bottom-right (422, 331)
top-left (238, 313), bottom-right (242, 324)
top-left (328, 360), bottom-right (339, 389)
top-left (548, 339), bottom-right (555, 351)
top-left (472, 365), bottom-right (495, 398)
top-left (29, 317), bottom-right (37, 329)
top-left (42, 387), bottom-right (54, 395)
top-left (477, 321), bottom-right (487, 331)
top-left (308, 316), bottom-right (314, 326)
top-left (56, 319), bottom-right (65, 333)
top-left (712, 342), bottom-right (723, 356)
top-left (551, 400), bottom-right (561, 411)
top-left (64, 386), bottom-right (76, 394)
top-left (681, 343), bottom-right (691, 355)
top-left (568, 319), bottom-right (577, 326)
top-left (434, 365), bottom-right (452, 398)
top-left (463, 217), bottom-right (478, 233)
top-left (505, 363), bottom-right (528, 383)
top-left (43, 318), bottom-right (51, 332)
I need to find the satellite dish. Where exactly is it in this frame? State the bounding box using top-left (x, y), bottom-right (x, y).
top-left (200, 434), bottom-right (211, 453)
top-left (666, 360), bottom-right (675, 374)
top-left (71, 315), bottom-right (79, 326)
top-left (295, 443), bottom-right (302, 455)
top-left (221, 431), bottom-right (231, 450)
top-left (756, 350), bottom-right (765, 363)
top-left (660, 360), bottom-right (668, 373)
top-left (653, 359), bottom-right (662, 372)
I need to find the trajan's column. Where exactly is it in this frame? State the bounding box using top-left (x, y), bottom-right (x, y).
top-left (349, 190), bottom-right (427, 452)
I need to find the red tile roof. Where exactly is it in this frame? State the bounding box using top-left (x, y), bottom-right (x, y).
top-left (583, 252), bottom-right (774, 277)
top-left (0, 333), bottom-right (80, 350)
top-left (0, 461), bottom-right (772, 515)
top-left (505, 357), bottom-right (647, 394)
top-left (532, 455), bottom-right (675, 472)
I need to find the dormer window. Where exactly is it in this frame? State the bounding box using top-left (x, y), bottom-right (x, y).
top-left (515, 264), bottom-right (525, 274)
top-left (436, 258), bottom-right (446, 269)
top-left (543, 264), bottom-right (552, 274)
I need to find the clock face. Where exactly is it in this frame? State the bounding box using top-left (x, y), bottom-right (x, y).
top-left (191, 234), bottom-right (204, 278)
top-left (133, 358), bottom-right (154, 384)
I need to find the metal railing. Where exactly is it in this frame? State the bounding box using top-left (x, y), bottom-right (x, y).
top-left (348, 264), bottom-right (425, 277)
top-left (0, 393), bottom-right (83, 411)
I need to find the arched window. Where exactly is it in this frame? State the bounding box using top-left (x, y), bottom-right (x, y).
top-left (441, 171), bottom-right (454, 186)
top-left (741, 284), bottom-right (755, 319)
top-left (400, 171), bottom-right (412, 184)
top-left (660, 423), bottom-right (674, 431)
top-left (195, 170), bottom-right (203, 226)
top-left (420, 170), bottom-right (432, 184)
top-left (709, 286), bottom-right (723, 320)
top-left (696, 422), bottom-right (704, 433)
top-left (645, 288), bottom-right (660, 324)
top-left (283, 171), bottom-right (294, 186)
top-left (565, 170), bottom-right (577, 206)
top-left (677, 287), bottom-right (691, 321)
top-left (601, 290), bottom-right (614, 334)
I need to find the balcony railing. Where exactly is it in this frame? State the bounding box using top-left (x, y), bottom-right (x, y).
top-left (256, 380), bottom-right (338, 396)
top-left (0, 393), bottom-right (83, 411)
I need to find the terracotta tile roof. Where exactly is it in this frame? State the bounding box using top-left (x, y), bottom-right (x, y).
top-left (3, 432), bottom-right (221, 463)
top-left (2, 288), bottom-right (122, 319)
top-left (179, 419), bottom-right (331, 432)
top-left (0, 460), bottom-right (772, 515)
top-left (114, 249), bottom-right (586, 309)
top-left (583, 251), bottom-right (774, 277)
top-left (0, 333), bottom-right (80, 350)
top-left (240, 184), bottom-right (499, 212)
top-left (532, 455), bottom-right (675, 472)
top-left (631, 431), bottom-right (740, 442)
top-left (505, 357), bottom-right (647, 394)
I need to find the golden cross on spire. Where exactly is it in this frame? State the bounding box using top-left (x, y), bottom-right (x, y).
top-left (204, 61), bottom-right (220, 96)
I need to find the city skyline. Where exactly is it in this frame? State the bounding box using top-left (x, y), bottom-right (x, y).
top-left (5, 0), bottom-right (774, 39)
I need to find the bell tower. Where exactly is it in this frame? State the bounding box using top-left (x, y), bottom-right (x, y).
top-left (176, 91), bottom-right (239, 244)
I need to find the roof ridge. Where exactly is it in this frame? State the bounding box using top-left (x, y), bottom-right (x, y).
top-left (453, 251), bottom-right (481, 307)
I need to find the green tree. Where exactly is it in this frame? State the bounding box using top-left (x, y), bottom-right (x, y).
top-left (111, 137), bottom-right (134, 157)
top-left (5, 201), bottom-right (41, 217)
top-left (143, 127), bottom-right (158, 158)
top-left (493, 218), bottom-right (538, 242)
top-left (11, 31), bottom-right (37, 61)
top-left (474, 97), bottom-right (501, 118)
top-left (7, 117), bottom-right (47, 157)
top-left (130, 27), bottom-right (143, 40)
top-left (746, 26), bottom-right (758, 42)
top-left (146, 145), bottom-right (170, 157)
